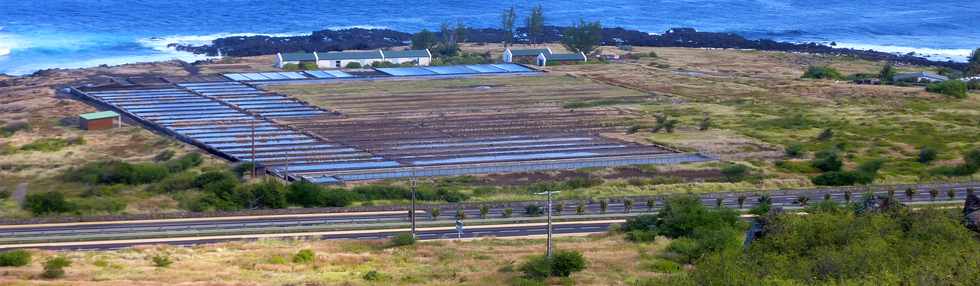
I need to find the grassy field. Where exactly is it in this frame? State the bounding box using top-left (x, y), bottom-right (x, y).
top-left (0, 234), bottom-right (669, 285)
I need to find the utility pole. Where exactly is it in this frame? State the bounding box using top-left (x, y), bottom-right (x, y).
top-left (250, 120), bottom-right (257, 178)
top-left (410, 168), bottom-right (418, 238)
top-left (535, 190), bottom-right (560, 258)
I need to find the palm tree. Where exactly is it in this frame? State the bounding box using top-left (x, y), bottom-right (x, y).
top-left (623, 199), bottom-right (634, 213)
top-left (479, 205), bottom-right (489, 219)
top-left (576, 202), bottom-right (586, 215)
top-left (502, 208), bottom-right (513, 218)
top-left (599, 200), bottom-right (609, 214)
top-left (647, 199), bottom-right (656, 211)
top-left (947, 189), bottom-right (956, 200)
top-left (929, 188), bottom-right (939, 201)
top-left (796, 195), bottom-right (810, 207)
top-left (823, 193), bottom-right (832, 201)
top-left (456, 208), bottom-right (466, 220)
top-left (844, 191), bottom-right (852, 204)
top-left (905, 187), bottom-right (917, 201)
top-left (430, 208), bottom-right (441, 220)
top-left (737, 195), bottom-right (747, 209)
top-left (715, 197), bottom-right (724, 208)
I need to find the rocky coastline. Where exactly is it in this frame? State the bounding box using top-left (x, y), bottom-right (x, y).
top-left (174, 26), bottom-right (967, 70)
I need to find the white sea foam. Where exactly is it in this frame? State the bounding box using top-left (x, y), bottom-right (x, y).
top-left (326, 25), bottom-right (391, 31)
top-left (832, 42), bottom-right (972, 62)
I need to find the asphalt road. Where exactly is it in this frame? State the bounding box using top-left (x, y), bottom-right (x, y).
top-left (1, 182), bottom-right (975, 250)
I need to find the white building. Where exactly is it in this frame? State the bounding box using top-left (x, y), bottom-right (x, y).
top-left (537, 52), bottom-right (587, 66)
top-left (275, 49), bottom-right (431, 69)
top-left (503, 48), bottom-right (552, 64)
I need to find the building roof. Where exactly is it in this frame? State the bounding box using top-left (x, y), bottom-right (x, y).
top-left (383, 49), bottom-right (430, 58)
top-left (281, 52), bottom-right (317, 62)
top-left (509, 48), bottom-right (552, 57)
top-left (79, 111), bottom-right (120, 121)
top-left (316, 50), bottom-right (384, 60)
top-left (544, 53), bottom-right (587, 61)
top-left (894, 72), bottom-right (949, 82)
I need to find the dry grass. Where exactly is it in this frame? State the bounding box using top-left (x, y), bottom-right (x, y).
top-left (0, 234), bottom-right (667, 286)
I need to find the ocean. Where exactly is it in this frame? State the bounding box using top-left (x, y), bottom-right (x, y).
top-left (1, 0), bottom-right (978, 75)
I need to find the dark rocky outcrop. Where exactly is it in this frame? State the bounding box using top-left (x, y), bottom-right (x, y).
top-left (175, 26), bottom-right (968, 70)
top-left (964, 193), bottom-right (980, 232)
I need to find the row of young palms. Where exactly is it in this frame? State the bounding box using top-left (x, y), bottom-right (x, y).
top-left (422, 187), bottom-right (976, 220)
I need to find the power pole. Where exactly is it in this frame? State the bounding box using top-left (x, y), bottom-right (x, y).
top-left (535, 190), bottom-right (560, 258)
top-left (410, 169), bottom-right (418, 238)
top-left (250, 120), bottom-right (256, 178)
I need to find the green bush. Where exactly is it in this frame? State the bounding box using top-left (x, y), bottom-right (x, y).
top-left (926, 80), bottom-right (968, 98)
top-left (287, 181), bottom-right (353, 207)
top-left (389, 233), bottom-right (417, 247)
top-left (232, 162), bottom-right (256, 177)
top-left (525, 204), bottom-right (543, 216)
top-left (19, 137), bottom-right (84, 152)
top-left (153, 150), bottom-right (175, 162)
top-left (811, 149), bottom-right (843, 172)
top-left (0, 121), bottom-right (30, 137)
top-left (0, 250), bottom-right (32, 267)
top-left (150, 172), bottom-right (197, 193)
top-left (42, 256), bottom-right (71, 279)
top-left (345, 62), bottom-right (362, 69)
top-left (720, 164), bottom-right (749, 182)
top-left (784, 143), bottom-right (805, 158)
top-left (918, 147), bottom-right (938, 164)
top-left (362, 270), bottom-right (385, 281)
top-left (63, 160), bottom-right (174, 185)
top-left (519, 255), bottom-right (552, 280)
top-left (151, 255), bottom-right (173, 267)
top-left (282, 63), bottom-right (300, 71)
top-left (164, 153), bottom-right (203, 173)
top-left (550, 251), bottom-right (587, 277)
top-left (292, 249), bottom-right (315, 264)
top-left (802, 66), bottom-right (843, 80)
top-left (933, 148), bottom-right (980, 176)
top-left (74, 196), bottom-right (127, 214)
top-left (24, 192), bottom-right (76, 215)
top-left (0, 190), bottom-right (9, 200)
top-left (626, 230), bottom-right (658, 242)
top-left (299, 62), bottom-right (318, 70)
top-left (645, 259), bottom-right (682, 273)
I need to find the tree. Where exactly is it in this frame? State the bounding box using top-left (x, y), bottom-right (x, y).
top-left (844, 190), bottom-right (852, 203)
top-left (42, 256), bottom-right (71, 279)
top-left (560, 19), bottom-right (602, 54)
top-left (816, 128), bottom-right (834, 141)
top-left (824, 192), bottom-right (832, 201)
top-left (811, 149), bottom-right (843, 172)
top-left (926, 80), bottom-right (968, 99)
top-left (501, 7), bottom-right (517, 46)
top-left (479, 205), bottom-right (489, 219)
top-left (525, 204), bottom-right (543, 216)
top-left (929, 188), bottom-right (939, 201)
top-left (525, 5), bottom-right (545, 44)
top-left (411, 29), bottom-right (437, 50)
top-left (737, 195), bottom-right (747, 209)
top-left (647, 199), bottom-right (656, 211)
top-left (918, 147), bottom-right (938, 164)
top-left (946, 189), bottom-right (956, 200)
top-left (796, 194), bottom-right (810, 207)
top-left (519, 250), bottom-right (587, 280)
top-left (0, 250), bottom-right (31, 267)
top-left (905, 187), bottom-right (917, 201)
top-left (785, 143), bottom-right (805, 158)
top-left (577, 202), bottom-right (586, 215)
top-left (715, 198), bottom-right (724, 208)
top-left (624, 198), bottom-right (634, 213)
top-left (456, 207), bottom-right (466, 220)
top-left (599, 199), bottom-right (609, 214)
top-left (651, 114), bottom-right (679, 133)
top-left (503, 208), bottom-right (513, 218)
top-left (967, 48), bottom-right (980, 76)
top-left (879, 63), bottom-right (896, 83)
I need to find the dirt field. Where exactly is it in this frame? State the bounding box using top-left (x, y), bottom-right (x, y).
top-left (0, 234), bottom-right (667, 286)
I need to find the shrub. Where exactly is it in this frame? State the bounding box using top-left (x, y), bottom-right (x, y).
top-left (24, 192), bottom-right (75, 215)
top-left (151, 255), bottom-right (173, 267)
top-left (563, 176), bottom-right (603, 189)
top-left (816, 128), bottom-right (834, 141)
top-left (622, 214), bottom-right (659, 232)
top-left (519, 255), bottom-right (552, 280)
top-left (802, 66), bottom-right (843, 80)
top-left (299, 62), bottom-right (318, 70)
top-left (525, 204), bottom-right (543, 216)
top-left (926, 80), bottom-right (968, 98)
top-left (232, 162), bottom-right (257, 177)
top-left (1, 121), bottom-right (30, 137)
top-left (151, 172), bottom-right (197, 193)
top-left (153, 150), bottom-right (175, 162)
top-left (287, 181), bottom-right (353, 207)
top-left (389, 233), bottom-right (417, 247)
top-left (918, 147), bottom-right (938, 164)
top-left (345, 62), bottom-right (362, 69)
top-left (811, 149), bottom-right (843, 172)
top-left (20, 138), bottom-right (82, 152)
top-left (192, 171), bottom-right (238, 189)
top-left (42, 256), bottom-right (71, 279)
top-left (785, 143), bottom-right (805, 158)
top-left (0, 250), bottom-right (31, 267)
top-left (932, 149), bottom-right (980, 176)
top-left (362, 270), bottom-right (385, 281)
top-left (811, 171), bottom-right (863, 186)
top-left (164, 153), bottom-right (203, 173)
top-left (626, 230), bottom-right (658, 242)
top-left (74, 196), bottom-right (127, 214)
top-left (292, 249), bottom-right (315, 264)
top-left (503, 208), bottom-right (513, 218)
top-left (0, 190), bottom-right (9, 200)
top-left (282, 63), bottom-right (300, 71)
top-left (645, 259), bottom-right (682, 273)
top-left (550, 250), bottom-right (587, 277)
top-left (720, 164), bottom-right (749, 182)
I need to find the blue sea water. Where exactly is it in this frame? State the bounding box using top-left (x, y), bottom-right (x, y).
top-left (1, 0), bottom-right (978, 75)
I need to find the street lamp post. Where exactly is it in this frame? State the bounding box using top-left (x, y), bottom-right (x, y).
top-left (535, 190), bottom-right (560, 258)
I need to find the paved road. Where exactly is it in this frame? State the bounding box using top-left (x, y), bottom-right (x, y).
top-left (0, 182), bottom-right (975, 250)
